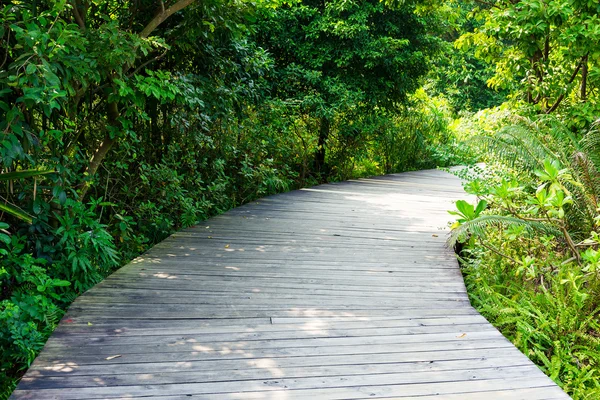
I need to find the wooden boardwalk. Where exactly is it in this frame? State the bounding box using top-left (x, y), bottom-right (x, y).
top-left (12, 169), bottom-right (569, 399)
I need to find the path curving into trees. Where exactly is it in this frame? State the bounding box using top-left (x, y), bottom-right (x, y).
top-left (12, 169), bottom-right (568, 399)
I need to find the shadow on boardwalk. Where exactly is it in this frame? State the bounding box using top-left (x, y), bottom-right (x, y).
top-left (12, 169), bottom-right (569, 399)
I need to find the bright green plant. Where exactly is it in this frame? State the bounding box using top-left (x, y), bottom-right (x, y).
top-left (0, 222), bottom-right (72, 397)
top-left (449, 116), bottom-right (600, 398)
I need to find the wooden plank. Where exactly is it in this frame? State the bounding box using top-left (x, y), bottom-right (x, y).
top-left (34, 339), bottom-right (518, 365)
top-left (9, 367), bottom-right (556, 399)
top-left (45, 323), bottom-right (497, 349)
top-left (11, 169), bottom-right (568, 399)
top-left (25, 348), bottom-right (528, 381)
top-left (19, 358), bottom-right (537, 389)
top-left (27, 349), bottom-right (529, 377)
top-left (52, 315), bottom-right (490, 336)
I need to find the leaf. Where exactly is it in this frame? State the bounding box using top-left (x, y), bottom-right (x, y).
top-left (0, 169), bottom-right (55, 181)
top-left (0, 202), bottom-right (33, 224)
top-left (26, 63), bottom-right (36, 75)
top-left (456, 200), bottom-right (475, 218)
top-left (457, 333), bottom-right (467, 338)
top-left (105, 355), bottom-right (121, 360)
top-left (474, 200), bottom-right (488, 216)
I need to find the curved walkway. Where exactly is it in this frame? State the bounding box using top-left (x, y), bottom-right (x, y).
top-left (13, 169), bottom-right (568, 399)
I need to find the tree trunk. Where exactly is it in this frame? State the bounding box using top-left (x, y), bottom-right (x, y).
top-left (315, 117), bottom-right (329, 175)
top-left (77, 0), bottom-right (196, 197)
top-left (79, 101), bottom-right (119, 198)
top-left (581, 55), bottom-right (588, 102)
top-left (546, 56), bottom-right (585, 114)
top-left (149, 98), bottom-right (162, 160)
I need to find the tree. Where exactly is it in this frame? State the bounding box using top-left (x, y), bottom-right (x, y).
top-left (456, 0), bottom-right (600, 126)
top-left (254, 0), bottom-right (439, 174)
top-left (425, 0), bottom-right (508, 112)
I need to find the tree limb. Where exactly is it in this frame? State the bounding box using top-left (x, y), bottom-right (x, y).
top-left (0, 28), bottom-right (10, 70)
top-left (127, 50), bottom-right (168, 78)
top-left (71, 1), bottom-right (86, 31)
top-left (546, 56), bottom-right (585, 114)
top-left (81, 0), bottom-right (196, 195)
top-left (79, 101), bottom-right (120, 199)
top-left (140, 0), bottom-right (196, 38)
top-left (473, 0), bottom-right (501, 9)
top-left (581, 54), bottom-right (588, 102)
top-left (480, 241), bottom-right (523, 265)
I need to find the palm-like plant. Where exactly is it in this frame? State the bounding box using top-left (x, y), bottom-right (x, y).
top-left (0, 169), bottom-right (54, 224)
top-left (450, 116), bottom-right (600, 262)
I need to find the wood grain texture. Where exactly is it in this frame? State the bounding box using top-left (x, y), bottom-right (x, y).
top-left (11, 169), bottom-right (570, 399)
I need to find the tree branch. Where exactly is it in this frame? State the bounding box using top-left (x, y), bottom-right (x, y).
top-left (127, 50), bottom-right (168, 78)
top-left (581, 54), bottom-right (588, 102)
top-left (473, 0), bottom-right (501, 9)
top-left (480, 241), bottom-right (523, 265)
top-left (0, 28), bottom-right (10, 70)
top-left (140, 0), bottom-right (196, 38)
top-left (71, 1), bottom-right (86, 31)
top-left (546, 56), bottom-right (585, 114)
top-left (79, 101), bottom-right (120, 199)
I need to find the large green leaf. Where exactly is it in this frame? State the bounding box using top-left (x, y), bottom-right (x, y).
top-left (0, 169), bottom-right (55, 181)
top-left (0, 202), bottom-right (33, 224)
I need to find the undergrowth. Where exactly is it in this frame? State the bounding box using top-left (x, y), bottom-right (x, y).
top-left (449, 114), bottom-right (600, 398)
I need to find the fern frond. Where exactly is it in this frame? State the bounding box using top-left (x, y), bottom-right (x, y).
top-left (580, 124), bottom-right (600, 168)
top-left (568, 152), bottom-right (600, 228)
top-left (472, 116), bottom-right (578, 173)
top-left (447, 214), bottom-right (561, 247)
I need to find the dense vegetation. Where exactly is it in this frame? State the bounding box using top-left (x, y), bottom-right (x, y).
top-left (443, 2), bottom-right (600, 398)
top-left (1, 0), bottom-right (599, 398)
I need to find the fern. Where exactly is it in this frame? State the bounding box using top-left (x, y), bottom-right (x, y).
top-left (447, 214), bottom-right (560, 247)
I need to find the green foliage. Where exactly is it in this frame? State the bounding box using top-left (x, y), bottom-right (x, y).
top-left (456, 0), bottom-right (600, 125)
top-left (1, 1), bottom-right (453, 396)
top-left (449, 199), bottom-right (487, 224)
top-left (426, 0), bottom-right (507, 111)
top-left (254, 0), bottom-right (441, 173)
top-left (0, 222), bottom-right (70, 397)
top-left (450, 115), bottom-right (600, 398)
top-left (461, 234), bottom-right (600, 398)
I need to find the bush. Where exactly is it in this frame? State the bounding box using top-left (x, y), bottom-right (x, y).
top-left (449, 116), bottom-right (600, 398)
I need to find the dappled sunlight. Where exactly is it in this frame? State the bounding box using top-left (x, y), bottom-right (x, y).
top-left (295, 320), bottom-right (333, 335)
top-left (151, 273), bottom-right (178, 279)
top-left (249, 358), bottom-right (285, 378)
top-left (285, 308), bottom-right (363, 319)
top-left (191, 344), bottom-right (216, 353)
top-left (130, 257), bottom-right (162, 264)
top-left (92, 377), bottom-right (106, 385)
top-left (346, 192), bottom-right (452, 212)
top-left (40, 362), bottom-right (80, 373)
top-left (17, 170), bottom-right (545, 399)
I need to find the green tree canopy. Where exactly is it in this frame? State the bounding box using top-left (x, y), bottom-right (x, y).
top-left (456, 0), bottom-right (600, 126)
top-left (254, 0), bottom-right (439, 171)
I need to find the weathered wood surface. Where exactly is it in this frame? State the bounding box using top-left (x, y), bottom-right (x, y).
top-left (12, 169), bottom-right (569, 399)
